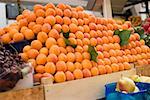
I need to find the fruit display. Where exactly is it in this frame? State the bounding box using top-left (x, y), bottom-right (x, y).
top-left (0, 3), bottom-right (149, 83)
top-left (0, 43), bottom-right (31, 92)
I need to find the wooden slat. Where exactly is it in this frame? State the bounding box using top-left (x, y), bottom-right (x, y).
top-left (44, 68), bottom-right (136, 100)
top-left (136, 64), bottom-right (150, 77)
top-left (0, 86), bottom-right (44, 100)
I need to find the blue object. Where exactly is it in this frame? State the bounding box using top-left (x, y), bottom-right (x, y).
top-left (4, 40), bottom-right (31, 53)
top-left (105, 82), bottom-right (150, 100)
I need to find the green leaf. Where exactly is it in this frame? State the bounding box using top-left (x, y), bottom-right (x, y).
top-left (64, 38), bottom-right (77, 48)
top-left (114, 30), bottom-right (120, 35)
top-left (88, 45), bottom-right (98, 62)
top-left (61, 30), bottom-right (70, 39)
top-left (118, 30), bottom-right (131, 46)
top-left (134, 26), bottom-right (145, 39)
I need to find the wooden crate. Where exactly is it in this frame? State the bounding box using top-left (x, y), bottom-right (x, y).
top-left (136, 64), bottom-right (150, 76)
top-left (43, 68), bottom-right (136, 100)
top-left (0, 86), bottom-right (44, 100)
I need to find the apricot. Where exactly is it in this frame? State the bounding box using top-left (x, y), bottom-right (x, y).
top-left (103, 51), bottom-right (110, 58)
top-left (36, 54), bottom-right (47, 65)
top-left (110, 57), bottom-right (118, 64)
top-left (35, 17), bottom-right (44, 25)
top-left (66, 46), bottom-right (75, 53)
top-left (89, 23), bottom-right (97, 30)
top-left (90, 38), bottom-right (97, 46)
top-left (47, 54), bottom-right (58, 63)
top-left (26, 12), bottom-right (36, 22)
top-left (39, 47), bottom-right (49, 56)
top-left (83, 25), bottom-right (90, 33)
top-left (31, 40), bottom-right (42, 50)
top-left (58, 53), bottom-right (67, 62)
top-left (20, 53), bottom-right (28, 62)
top-left (45, 62), bottom-right (56, 74)
top-left (35, 65), bottom-right (45, 73)
top-left (109, 50), bottom-right (117, 57)
top-left (13, 33), bottom-right (24, 42)
top-left (23, 45), bottom-right (31, 53)
top-left (64, 9), bottom-right (72, 17)
top-left (18, 18), bottom-right (28, 27)
top-left (105, 65), bottom-right (112, 74)
top-left (45, 37), bottom-right (57, 49)
top-left (27, 49), bottom-right (39, 59)
top-left (44, 16), bottom-right (56, 25)
top-left (103, 44), bottom-right (110, 51)
top-left (57, 3), bottom-right (66, 10)
top-left (91, 67), bottom-right (99, 76)
top-left (55, 8), bottom-right (63, 16)
top-left (49, 45), bottom-right (60, 56)
top-left (24, 29), bottom-right (35, 40)
top-left (37, 32), bottom-right (48, 43)
top-left (76, 39), bottom-right (83, 46)
top-left (123, 62), bottom-right (131, 70)
top-left (82, 52), bottom-right (91, 60)
top-left (55, 15), bottom-right (63, 25)
top-left (66, 53), bottom-right (75, 62)
top-left (75, 52), bottom-right (83, 62)
top-left (65, 71), bottom-right (74, 81)
top-left (62, 24), bottom-right (69, 33)
top-left (56, 61), bottom-right (67, 72)
top-left (54, 71), bottom-right (66, 83)
top-left (113, 35), bottom-right (120, 43)
top-left (98, 65), bottom-right (106, 74)
top-left (1, 34), bottom-right (11, 44)
top-left (35, 9), bottom-right (45, 17)
top-left (66, 62), bottom-right (75, 72)
top-left (97, 52), bottom-right (104, 59)
top-left (82, 68), bottom-right (91, 78)
top-left (48, 29), bottom-right (59, 39)
top-left (111, 63), bottom-right (119, 72)
top-left (82, 59), bottom-right (92, 69)
top-left (73, 69), bottom-right (83, 79)
top-left (28, 59), bottom-right (37, 68)
top-left (78, 19), bottom-right (84, 26)
top-left (59, 47), bottom-right (67, 54)
top-left (45, 8), bottom-right (56, 16)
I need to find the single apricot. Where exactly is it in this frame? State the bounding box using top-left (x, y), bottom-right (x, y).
top-left (45, 37), bottom-right (57, 49)
top-left (45, 62), bottom-right (56, 74)
top-left (47, 54), bottom-right (58, 63)
top-left (1, 34), bottom-right (11, 44)
top-left (48, 29), bottom-right (60, 39)
top-left (44, 16), bottom-right (56, 26)
top-left (31, 40), bottom-right (42, 50)
top-left (65, 71), bottom-right (74, 81)
top-left (105, 65), bottom-right (112, 74)
top-left (49, 45), bottom-right (60, 56)
top-left (98, 65), bottom-right (106, 74)
top-left (20, 53), bottom-right (28, 62)
top-left (35, 9), bottom-right (45, 17)
top-left (45, 8), bottom-right (56, 16)
top-left (56, 61), bottom-right (67, 72)
top-left (66, 53), bottom-right (75, 62)
top-left (55, 8), bottom-right (63, 16)
top-left (35, 65), bottom-right (45, 73)
top-left (82, 59), bottom-right (92, 69)
top-left (36, 17), bottom-right (44, 25)
top-left (36, 54), bottom-right (47, 65)
top-left (73, 69), bottom-right (83, 79)
top-left (55, 15), bottom-right (63, 25)
top-left (54, 71), bottom-right (66, 83)
top-left (32, 24), bottom-right (42, 34)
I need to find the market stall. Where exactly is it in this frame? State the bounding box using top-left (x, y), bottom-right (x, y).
top-left (0, 1), bottom-right (150, 100)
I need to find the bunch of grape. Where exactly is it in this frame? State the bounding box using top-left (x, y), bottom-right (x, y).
top-left (0, 43), bottom-right (26, 92)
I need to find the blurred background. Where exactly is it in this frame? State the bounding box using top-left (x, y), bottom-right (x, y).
top-left (0, 0), bottom-right (149, 28)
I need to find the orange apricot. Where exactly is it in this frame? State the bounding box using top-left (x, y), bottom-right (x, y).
top-left (36, 54), bottom-right (47, 65)
top-left (45, 62), bottom-right (56, 74)
top-left (49, 45), bottom-right (60, 56)
top-left (39, 47), bottom-right (49, 56)
top-left (109, 50), bottom-right (117, 57)
top-left (122, 55), bottom-right (129, 62)
top-left (97, 37), bottom-right (103, 45)
top-left (55, 15), bottom-right (63, 25)
top-left (44, 3), bottom-right (55, 10)
top-left (75, 31), bottom-right (84, 39)
top-left (78, 19), bottom-right (84, 26)
top-left (91, 67), bottom-right (99, 76)
top-left (103, 51), bottom-right (110, 58)
top-left (55, 8), bottom-right (63, 16)
top-left (32, 24), bottom-right (42, 34)
top-left (13, 33), bottom-right (24, 42)
top-left (48, 29), bottom-right (59, 39)
top-left (45, 8), bottom-right (56, 16)
top-left (33, 4), bottom-right (44, 12)
top-left (102, 36), bottom-right (109, 44)
top-left (26, 12), bottom-right (36, 22)
top-left (103, 58), bottom-right (111, 65)
top-left (74, 52), bottom-right (83, 62)
top-left (105, 65), bottom-right (112, 74)
top-left (66, 46), bottom-right (75, 53)
top-left (56, 61), bottom-right (67, 72)
top-left (97, 52), bottom-right (104, 59)
top-left (62, 24), bottom-right (69, 33)
top-left (23, 45), bottom-right (31, 53)
top-left (83, 25), bottom-right (90, 33)
top-left (88, 15), bottom-right (97, 23)
top-left (131, 48), bottom-right (137, 55)
top-left (64, 9), bottom-right (72, 17)
top-left (118, 63), bottom-right (124, 71)
top-left (37, 32), bottom-right (48, 43)
top-left (47, 54), bottom-right (58, 63)
top-left (20, 53), bottom-right (28, 62)
top-left (76, 39), bottom-right (83, 46)
top-left (83, 45), bottom-right (89, 52)
top-left (74, 62), bottom-right (82, 69)
top-left (98, 65), bottom-right (106, 74)
top-left (75, 45), bottom-right (83, 53)
top-left (90, 38), bottom-right (97, 46)
top-left (44, 16), bottom-right (56, 25)
top-left (73, 69), bottom-right (83, 79)
top-left (35, 65), bottom-right (45, 74)
top-left (66, 62), bottom-right (75, 72)
top-left (103, 44), bottom-right (110, 51)
top-left (27, 49), bottom-right (39, 59)
top-left (124, 49), bottom-right (131, 55)
top-left (36, 17), bottom-right (44, 25)
top-left (58, 53), bottom-right (67, 62)
top-left (110, 57), bottom-right (118, 64)
top-left (65, 71), bottom-right (74, 81)
top-left (66, 53), bottom-right (75, 62)
top-left (35, 9), bottom-right (45, 17)
top-left (96, 45), bottom-right (103, 52)
top-left (113, 35), bottom-right (120, 43)
top-left (108, 36), bottom-right (114, 43)
top-left (28, 22), bottom-right (36, 30)
top-left (111, 63), bottom-right (119, 72)
top-left (54, 71), bottom-right (66, 83)
top-left (63, 16), bottom-right (71, 25)
top-left (18, 18), bottom-right (28, 27)
top-left (82, 52), bottom-right (91, 60)
top-left (123, 62), bottom-right (131, 70)
top-left (83, 68), bottom-right (92, 78)
top-left (1, 34), bottom-right (11, 44)
top-left (116, 56), bottom-right (124, 63)
top-left (76, 6), bottom-right (84, 11)
top-left (82, 59), bottom-right (92, 69)
top-left (69, 23), bottom-right (78, 33)
top-left (57, 38), bottom-right (66, 47)
top-left (45, 37), bottom-right (56, 49)
top-left (78, 26), bottom-right (84, 33)
top-left (57, 3), bottom-right (66, 10)
top-left (31, 40), bottom-right (42, 50)
top-left (97, 59), bottom-right (105, 65)
top-left (89, 23), bottom-right (97, 30)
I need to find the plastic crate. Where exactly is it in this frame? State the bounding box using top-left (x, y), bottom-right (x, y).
top-left (105, 82), bottom-right (150, 100)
